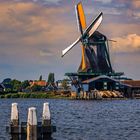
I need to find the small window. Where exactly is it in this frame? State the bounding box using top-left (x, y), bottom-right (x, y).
top-left (116, 82), bottom-right (119, 85)
top-left (104, 82), bottom-right (107, 85)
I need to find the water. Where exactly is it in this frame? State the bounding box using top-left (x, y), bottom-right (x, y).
top-left (1, 99), bottom-right (140, 140)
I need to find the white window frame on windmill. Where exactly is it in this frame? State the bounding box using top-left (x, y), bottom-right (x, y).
top-left (103, 82), bottom-right (107, 90)
top-left (115, 82), bottom-right (119, 90)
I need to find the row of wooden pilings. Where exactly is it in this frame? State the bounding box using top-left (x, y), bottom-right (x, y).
top-left (7, 102), bottom-right (56, 140)
top-left (71, 90), bottom-right (123, 100)
top-left (71, 90), bottom-right (102, 100)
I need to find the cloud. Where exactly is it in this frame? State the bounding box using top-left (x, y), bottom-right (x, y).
top-left (131, 0), bottom-right (140, 8)
top-left (85, 6), bottom-right (122, 16)
top-left (94, 0), bottom-right (112, 4)
top-left (42, 0), bottom-right (61, 4)
top-left (100, 23), bottom-right (140, 38)
top-left (111, 34), bottom-right (140, 53)
top-left (0, 1), bottom-right (74, 48)
top-left (0, 1), bottom-right (78, 80)
top-left (1, 0), bottom-right (62, 5)
top-left (133, 12), bottom-right (140, 19)
top-left (39, 49), bottom-right (53, 56)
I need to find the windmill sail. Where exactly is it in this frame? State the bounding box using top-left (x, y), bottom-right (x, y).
top-left (78, 46), bottom-right (91, 72)
top-left (83, 12), bottom-right (103, 38)
top-left (88, 13), bottom-right (103, 37)
top-left (75, 2), bottom-right (87, 34)
top-left (62, 37), bottom-right (80, 57)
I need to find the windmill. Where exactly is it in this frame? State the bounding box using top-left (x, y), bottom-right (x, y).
top-left (62, 2), bottom-right (123, 83)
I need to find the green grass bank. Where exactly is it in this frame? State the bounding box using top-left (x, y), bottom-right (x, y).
top-left (0, 92), bottom-right (70, 99)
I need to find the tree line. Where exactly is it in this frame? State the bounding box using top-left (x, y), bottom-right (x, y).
top-left (0, 73), bottom-right (70, 93)
top-left (1, 73), bottom-right (55, 93)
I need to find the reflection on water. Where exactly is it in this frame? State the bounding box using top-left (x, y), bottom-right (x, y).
top-left (10, 134), bottom-right (53, 140)
top-left (1, 99), bottom-right (140, 140)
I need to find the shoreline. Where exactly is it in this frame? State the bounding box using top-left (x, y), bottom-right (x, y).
top-left (0, 92), bottom-right (139, 100)
top-left (0, 92), bottom-right (71, 99)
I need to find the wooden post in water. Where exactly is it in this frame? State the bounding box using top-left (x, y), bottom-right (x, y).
top-left (11, 103), bottom-right (19, 126)
top-left (7, 103), bottom-right (56, 140)
top-left (42, 102), bottom-right (52, 139)
top-left (27, 107), bottom-right (37, 140)
top-left (10, 103), bottom-right (19, 140)
top-left (42, 102), bottom-right (51, 126)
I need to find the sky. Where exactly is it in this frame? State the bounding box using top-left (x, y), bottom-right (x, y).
top-left (0, 0), bottom-right (140, 81)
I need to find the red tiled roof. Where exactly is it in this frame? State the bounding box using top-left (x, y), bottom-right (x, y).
top-left (30, 80), bottom-right (47, 87)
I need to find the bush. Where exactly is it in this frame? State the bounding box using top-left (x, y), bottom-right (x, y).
top-left (19, 93), bottom-right (31, 98)
top-left (5, 94), bottom-right (12, 98)
top-left (0, 92), bottom-right (70, 99)
top-left (31, 85), bottom-right (42, 92)
top-left (0, 95), bottom-right (5, 98)
top-left (39, 93), bottom-right (49, 98)
top-left (11, 93), bottom-right (20, 98)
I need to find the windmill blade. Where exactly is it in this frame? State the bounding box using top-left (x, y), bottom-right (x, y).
top-left (61, 37), bottom-right (81, 57)
top-left (62, 12), bottom-right (103, 57)
top-left (75, 2), bottom-right (87, 34)
top-left (84, 12), bottom-right (103, 38)
top-left (88, 13), bottom-right (103, 37)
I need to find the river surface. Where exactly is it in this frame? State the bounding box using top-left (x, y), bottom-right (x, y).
top-left (0, 99), bottom-right (140, 140)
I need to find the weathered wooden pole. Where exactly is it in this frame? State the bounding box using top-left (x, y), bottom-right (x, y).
top-left (27, 107), bottom-right (37, 140)
top-left (42, 102), bottom-right (52, 140)
top-left (42, 102), bottom-right (51, 126)
top-left (10, 103), bottom-right (19, 140)
top-left (11, 103), bottom-right (19, 126)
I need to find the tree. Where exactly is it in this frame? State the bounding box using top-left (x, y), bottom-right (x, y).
top-left (2, 78), bottom-right (13, 93)
top-left (2, 78), bottom-right (12, 84)
top-left (21, 80), bottom-right (30, 90)
top-left (31, 84), bottom-right (42, 92)
top-left (39, 75), bottom-right (42, 81)
top-left (61, 79), bottom-right (69, 90)
top-left (11, 79), bottom-right (21, 92)
top-left (47, 73), bottom-right (55, 83)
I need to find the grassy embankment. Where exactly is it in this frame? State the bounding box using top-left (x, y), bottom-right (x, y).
top-left (0, 91), bottom-right (71, 99)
